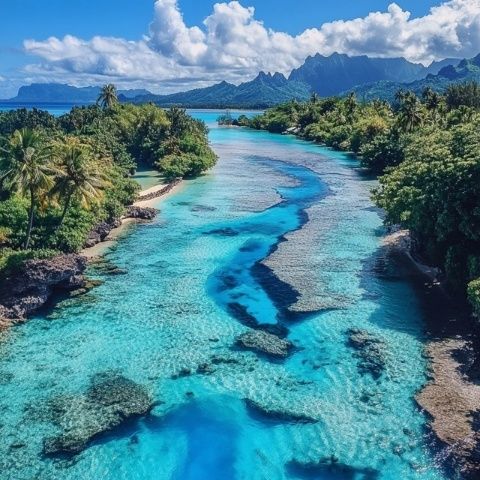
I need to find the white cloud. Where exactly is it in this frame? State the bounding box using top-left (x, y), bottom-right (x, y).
top-left (148, 0), bottom-right (207, 64)
top-left (18, 0), bottom-right (480, 93)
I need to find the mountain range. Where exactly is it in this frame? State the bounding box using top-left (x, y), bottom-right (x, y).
top-left (288, 53), bottom-right (457, 97)
top-left (2, 53), bottom-right (477, 108)
top-left (351, 54), bottom-right (480, 102)
top-left (128, 72), bottom-right (311, 108)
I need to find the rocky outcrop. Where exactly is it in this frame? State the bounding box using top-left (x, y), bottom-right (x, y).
top-left (236, 330), bottom-right (293, 359)
top-left (0, 254), bottom-right (87, 327)
top-left (417, 339), bottom-right (480, 479)
top-left (42, 373), bottom-right (153, 456)
top-left (245, 399), bottom-right (317, 423)
top-left (287, 459), bottom-right (379, 479)
top-left (84, 219), bottom-right (122, 248)
top-left (125, 206), bottom-right (158, 220)
top-left (346, 328), bottom-right (386, 379)
top-left (136, 179), bottom-right (181, 202)
top-left (83, 207), bottom-right (157, 249)
top-left (382, 228), bottom-right (442, 283)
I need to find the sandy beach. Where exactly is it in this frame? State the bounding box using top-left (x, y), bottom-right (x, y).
top-left (81, 180), bottom-right (184, 259)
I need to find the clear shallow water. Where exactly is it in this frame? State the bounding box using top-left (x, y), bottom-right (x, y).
top-left (0, 112), bottom-right (447, 479)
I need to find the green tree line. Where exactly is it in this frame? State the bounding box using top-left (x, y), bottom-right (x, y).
top-left (0, 85), bottom-right (216, 274)
top-left (243, 82), bottom-right (480, 315)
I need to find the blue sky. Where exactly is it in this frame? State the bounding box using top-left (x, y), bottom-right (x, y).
top-left (0, 0), bottom-right (478, 98)
top-left (0, 1), bottom-right (441, 44)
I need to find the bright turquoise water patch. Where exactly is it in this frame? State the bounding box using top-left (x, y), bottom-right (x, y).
top-left (207, 158), bottom-right (327, 328)
top-left (0, 113), bottom-right (446, 479)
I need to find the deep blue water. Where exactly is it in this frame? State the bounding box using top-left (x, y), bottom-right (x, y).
top-left (0, 110), bottom-right (447, 479)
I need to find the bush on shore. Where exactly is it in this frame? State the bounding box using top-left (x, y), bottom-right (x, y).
top-left (0, 93), bottom-right (217, 276)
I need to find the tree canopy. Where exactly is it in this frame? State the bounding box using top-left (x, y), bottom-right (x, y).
top-left (0, 99), bottom-right (216, 272)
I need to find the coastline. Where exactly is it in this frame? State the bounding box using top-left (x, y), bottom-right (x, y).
top-left (383, 228), bottom-right (480, 478)
top-left (81, 179), bottom-right (183, 259)
top-left (0, 177), bottom-right (183, 329)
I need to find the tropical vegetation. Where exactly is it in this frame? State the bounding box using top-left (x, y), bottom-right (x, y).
top-left (242, 82), bottom-right (480, 315)
top-left (0, 89), bottom-right (216, 275)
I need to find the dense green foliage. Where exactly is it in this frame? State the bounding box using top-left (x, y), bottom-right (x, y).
top-left (468, 279), bottom-right (480, 317)
top-left (0, 92), bottom-right (216, 273)
top-left (246, 82), bottom-right (480, 312)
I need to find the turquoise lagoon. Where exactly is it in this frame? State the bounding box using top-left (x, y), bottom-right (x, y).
top-left (0, 111), bottom-right (447, 479)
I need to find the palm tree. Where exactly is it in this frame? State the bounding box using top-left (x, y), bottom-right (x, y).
top-left (397, 92), bottom-right (424, 132)
top-left (97, 84), bottom-right (118, 109)
top-left (344, 92), bottom-right (358, 120)
top-left (395, 89), bottom-right (408, 105)
top-left (53, 144), bottom-right (107, 226)
top-left (448, 105), bottom-right (476, 125)
top-left (0, 129), bottom-right (56, 249)
top-left (422, 87), bottom-right (442, 121)
top-left (167, 106), bottom-right (190, 138)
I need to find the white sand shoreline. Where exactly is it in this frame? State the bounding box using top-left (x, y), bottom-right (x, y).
top-left (81, 179), bottom-right (184, 259)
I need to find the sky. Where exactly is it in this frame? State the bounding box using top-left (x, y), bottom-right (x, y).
top-left (0, 0), bottom-right (479, 98)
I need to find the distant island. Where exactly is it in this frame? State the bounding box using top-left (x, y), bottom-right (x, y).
top-left (3, 83), bottom-right (152, 104)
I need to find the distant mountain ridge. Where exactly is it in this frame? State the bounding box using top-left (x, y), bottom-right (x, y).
top-left (350, 54), bottom-right (480, 102)
top-left (288, 53), bottom-right (431, 96)
top-left (1, 53), bottom-right (469, 108)
top-left (3, 83), bottom-right (151, 104)
top-left (131, 72), bottom-right (311, 108)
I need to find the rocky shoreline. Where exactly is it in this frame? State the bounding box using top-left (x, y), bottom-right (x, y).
top-left (417, 339), bottom-right (480, 479)
top-left (83, 206), bottom-right (158, 249)
top-left (0, 254), bottom-right (87, 329)
top-left (383, 228), bottom-right (480, 479)
top-left (0, 179), bottom-right (178, 329)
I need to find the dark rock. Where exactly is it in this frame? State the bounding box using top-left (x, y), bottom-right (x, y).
top-left (9, 442), bottom-right (26, 449)
top-left (89, 258), bottom-right (127, 276)
top-left (210, 355), bottom-right (240, 365)
top-left (226, 302), bottom-right (289, 336)
top-left (245, 399), bottom-right (317, 423)
top-left (68, 279), bottom-right (103, 298)
top-left (196, 363), bottom-right (215, 375)
top-left (205, 227), bottom-right (239, 237)
top-left (136, 179), bottom-right (181, 202)
top-left (125, 206), bottom-right (158, 220)
top-left (346, 328), bottom-right (386, 379)
top-left (190, 204), bottom-right (216, 212)
top-left (171, 368), bottom-right (192, 379)
top-left (42, 373), bottom-right (153, 456)
top-left (84, 220), bottom-right (121, 248)
top-left (236, 330), bottom-right (293, 358)
top-left (287, 458), bottom-right (379, 479)
top-left (0, 254), bottom-right (87, 325)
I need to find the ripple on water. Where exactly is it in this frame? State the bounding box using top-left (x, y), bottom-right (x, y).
top-left (0, 116), bottom-right (447, 479)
